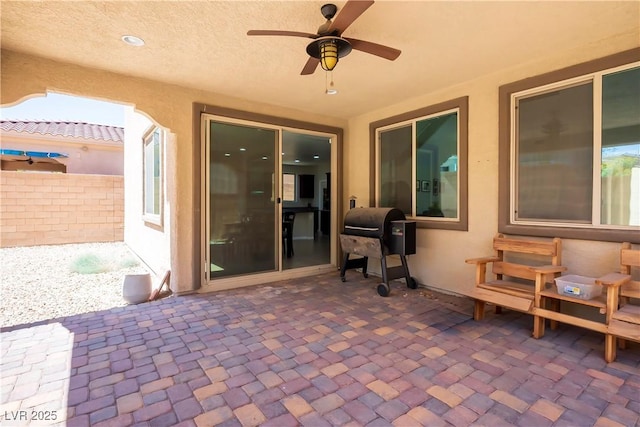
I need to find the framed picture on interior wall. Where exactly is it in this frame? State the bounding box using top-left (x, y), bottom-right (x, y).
top-left (421, 180), bottom-right (430, 192)
top-left (432, 179), bottom-right (439, 196)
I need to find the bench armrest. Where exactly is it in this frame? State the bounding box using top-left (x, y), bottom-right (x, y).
top-left (530, 265), bottom-right (567, 274)
top-left (465, 256), bottom-right (500, 265)
top-left (595, 272), bottom-right (631, 288)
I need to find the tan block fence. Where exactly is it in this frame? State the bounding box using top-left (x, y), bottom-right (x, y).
top-left (0, 171), bottom-right (124, 247)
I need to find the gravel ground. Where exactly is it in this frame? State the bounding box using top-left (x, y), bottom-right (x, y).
top-left (0, 242), bottom-right (150, 329)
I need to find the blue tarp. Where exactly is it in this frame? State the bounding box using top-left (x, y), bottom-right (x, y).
top-left (0, 149), bottom-right (68, 158)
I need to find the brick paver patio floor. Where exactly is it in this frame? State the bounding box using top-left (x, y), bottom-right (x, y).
top-left (1, 272), bottom-right (639, 426)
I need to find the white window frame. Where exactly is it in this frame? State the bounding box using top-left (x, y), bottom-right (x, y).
top-left (142, 126), bottom-right (164, 228)
top-left (498, 49), bottom-right (640, 243)
top-left (375, 108), bottom-right (461, 221)
top-left (370, 96), bottom-right (468, 231)
top-left (510, 62), bottom-right (639, 231)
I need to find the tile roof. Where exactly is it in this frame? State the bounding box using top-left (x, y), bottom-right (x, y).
top-left (0, 120), bottom-right (124, 143)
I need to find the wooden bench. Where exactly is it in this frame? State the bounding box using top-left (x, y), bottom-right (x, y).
top-left (598, 242), bottom-right (639, 363)
top-left (465, 234), bottom-right (566, 334)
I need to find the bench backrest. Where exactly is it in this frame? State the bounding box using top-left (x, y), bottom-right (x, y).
top-left (492, 233), bottom-right (562, 283)
top-left (620, 242), bottom-right (640, 299)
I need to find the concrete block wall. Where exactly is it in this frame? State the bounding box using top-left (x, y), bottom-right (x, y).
top-left (0, 171), bottom-right (124, 247)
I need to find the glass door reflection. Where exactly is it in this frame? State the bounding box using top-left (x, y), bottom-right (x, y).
top-left (208, 121), bottom-right (277, 278)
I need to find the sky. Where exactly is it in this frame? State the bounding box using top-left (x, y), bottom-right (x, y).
top-left (0, 92), bottom-right (125, 127)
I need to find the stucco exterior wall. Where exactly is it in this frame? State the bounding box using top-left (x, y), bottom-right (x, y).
top-left (345, 33), bottom-right (639, 296)
top-left (122, 107), bottom-right (172, 279)
top-left (2, 23), bottom-right (637, 295)
top-left (0, 49), bottom-right (347, 293)
top-left (0, 171), bottom-right (123, 247)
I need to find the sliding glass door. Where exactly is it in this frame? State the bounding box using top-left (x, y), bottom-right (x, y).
top-left (203, 114), bottom-right (337, 285)
top-left (207, 120), bottom-right (278, 278)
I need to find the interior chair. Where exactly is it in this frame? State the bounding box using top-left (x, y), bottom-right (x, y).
top-left (282, 212), bottom-right (296, 258)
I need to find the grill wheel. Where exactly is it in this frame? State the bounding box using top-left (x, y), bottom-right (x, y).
top-left (377, 283), bottom-right (390, 297)
top-left (377, 276), bottom-right (417, 296)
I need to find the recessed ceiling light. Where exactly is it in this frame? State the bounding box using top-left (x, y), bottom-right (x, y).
top-left (224, 153), bottom-right (231, 157)
top-left (295, 159), bottom-right (300, 163)
top-left (240, 148), bottom-right (246, 151)
top-left (122, 35), bottom-right (145, 47)
top-left (326, 89), bottom-right (338, 95)
top-left (313, 155), bottom-right (320, 159)
top-left (262, 156), bottom-right (268, 160)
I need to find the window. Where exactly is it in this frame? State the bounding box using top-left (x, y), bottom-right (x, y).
top-left (499, 49), bottom-right (640, 242)
top-left (515, 82), bottom-right (594, 223)
top-left (371, 97), bottom-right (468, 230)
top-left (143, 126), bottom-right (163, 226)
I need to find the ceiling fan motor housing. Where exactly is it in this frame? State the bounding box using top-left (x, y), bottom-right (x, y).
top-left (320, 4), bottom-right (337, 20)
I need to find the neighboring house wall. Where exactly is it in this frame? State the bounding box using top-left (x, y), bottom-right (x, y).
top-left (123, 107), bottom-right (171, 278)
top-left (0, 121), bottom-right (124, 175)
top-left (0, 171), bottom-right (123, 247)
top-left (1, 26), bottom-right (636, 294)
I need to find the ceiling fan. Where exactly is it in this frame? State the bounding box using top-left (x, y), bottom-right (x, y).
top-left (247, 1), bottom-right (401, 75)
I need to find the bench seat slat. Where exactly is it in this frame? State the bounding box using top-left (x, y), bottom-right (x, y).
top-left (612, 304), bottom-right (640, 324)
top-left (609, 318), bottom-right (640, 342)
top-left (469, 287), bottom-right (533, 313)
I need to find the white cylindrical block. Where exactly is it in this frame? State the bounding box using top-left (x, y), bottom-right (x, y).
top-left (122, 273), bottom-right (152, 304)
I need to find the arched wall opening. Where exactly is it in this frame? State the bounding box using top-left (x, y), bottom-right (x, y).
top-left (1, 90), bottom-right (175, 291)
top-left (1, 49), bottom-right (348, 295)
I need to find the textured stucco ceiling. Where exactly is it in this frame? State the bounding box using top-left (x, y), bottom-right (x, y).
top-left (1, 1), bottom-right (638, 120)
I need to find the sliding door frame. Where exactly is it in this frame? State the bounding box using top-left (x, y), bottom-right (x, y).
top-left (193, 103), bottom-right (343, 291)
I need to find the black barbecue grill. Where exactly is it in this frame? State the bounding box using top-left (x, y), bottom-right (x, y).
top-left (340, 207), bottom-right (417, 296)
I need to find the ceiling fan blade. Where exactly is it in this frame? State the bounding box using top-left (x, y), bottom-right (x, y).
top-left (301, 57), bottom-right (320, 75)
top-left (344, 37), bottom-right (401, 61)
top-left (328, 0), bottom-right (374, 35)
top-left (247, 30), bottom-right (317, 39)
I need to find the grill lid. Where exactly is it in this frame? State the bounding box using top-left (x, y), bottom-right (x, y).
top-left (343, 207), bottom-right (406, 240)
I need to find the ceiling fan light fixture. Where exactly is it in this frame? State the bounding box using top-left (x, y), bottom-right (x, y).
top-left (306, 36), bottom-right (352, 72)
top-left (320, 40), bottom-right (338, 71)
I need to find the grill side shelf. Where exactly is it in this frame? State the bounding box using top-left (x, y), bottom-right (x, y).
top-left (339, 234), bottom-right (384, 259)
